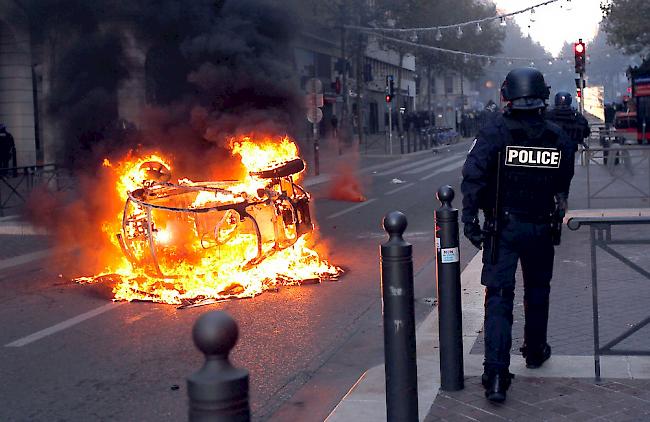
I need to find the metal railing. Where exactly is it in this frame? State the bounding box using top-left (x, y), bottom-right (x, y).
top-left (0, 164), bottom-right (74, 216)
top-left (567, 214), bottom-right (650, 381)
top-left (585, 146), bottom-right (650, 208)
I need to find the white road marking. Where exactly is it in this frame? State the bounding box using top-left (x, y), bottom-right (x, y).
top-left (0, 246), bottom-right (78, 272)
top-left (0, 223), bottom-right (47, 236)
top-left (326, 198), bottom-right (378, 220)
top-left (385, 182), bottom-right (415, 195)
top-left (419, 159), bottom-right (465, 181)
top-left (403, 154), bottom-right (464, 174)
top-left (0, 214), bottom-right (20, 222)
top-left (0, 249), bottom-right (52, 271)
top-left (5, 302), bottom-right (126, 347)
top-left (303, 158), bottom-right (410, 187)
top-left (374, 155), bottom-right (441, 176)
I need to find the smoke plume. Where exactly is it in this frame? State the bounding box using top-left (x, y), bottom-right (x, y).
top-left (25, 0), bottom-right (304, 265)
top-left (28, 0), bottom-right (302, 170)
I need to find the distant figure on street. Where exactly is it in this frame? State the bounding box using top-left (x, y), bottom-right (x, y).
top-left (545, 92), bottom-right (591, 151)
top-left (330, 114), bottom-right (338, 138)
top-left (461, 68), bottom-right (575, 403)
top-left (0, 124), bottom-right (16, 171)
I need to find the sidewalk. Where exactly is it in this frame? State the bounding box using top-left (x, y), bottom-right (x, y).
top-left (327, 153), bottom-right (650, 421)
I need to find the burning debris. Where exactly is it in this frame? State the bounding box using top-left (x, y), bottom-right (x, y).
top-left (75, 136), bottom-right (342, 306)
top-left (327, 163), bottom-right (367, 203)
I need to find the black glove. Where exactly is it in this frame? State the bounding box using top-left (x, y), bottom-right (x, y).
top-left (551, 194), bottom-right (568, 246)
top-left (464, 219), bottom-right (484, 250)
top-left (555, 193), bottom-right (568, 218)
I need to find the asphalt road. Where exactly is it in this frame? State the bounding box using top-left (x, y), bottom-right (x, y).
top-left (0, 140), bottom-right (479, 422)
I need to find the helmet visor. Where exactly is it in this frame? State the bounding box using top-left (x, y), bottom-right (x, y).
top-left (510, 97), bottom-right (546, 110)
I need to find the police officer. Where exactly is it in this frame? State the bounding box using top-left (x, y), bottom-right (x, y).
top-left (546, 91), bottom-right (591, 151)
top-left (461, 68), bottom-right (575, 402)
top-left (0, 124), bottom-right (16, 171)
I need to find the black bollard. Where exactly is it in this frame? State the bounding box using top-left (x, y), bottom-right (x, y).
top-left (381, 211), bottom-right (418, 422)
top-left (187, 311), bottom-right (250, 422)
top-left (434, 185), bottom-right (464, 391)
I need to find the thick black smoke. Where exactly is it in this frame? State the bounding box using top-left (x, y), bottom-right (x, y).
top-left (29, 0), bottom-right (302, 172)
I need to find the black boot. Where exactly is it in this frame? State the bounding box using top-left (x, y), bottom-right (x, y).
top-left (482, 370), bottom-right (513, 403)
top-left (520, 343), bottom-right (551, 369)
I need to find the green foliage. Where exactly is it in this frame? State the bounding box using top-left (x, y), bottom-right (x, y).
top-left (601, 0), bottom-right (650, 56)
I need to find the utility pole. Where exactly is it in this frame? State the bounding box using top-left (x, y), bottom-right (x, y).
top-left (579, 72), bottom-right (585, 115)
top-left (339, 5), bottom-right (349, 142)
top-left (460, 68), bottom-right (465, 116)
top-left (355, 17), bottom-right (365, 149)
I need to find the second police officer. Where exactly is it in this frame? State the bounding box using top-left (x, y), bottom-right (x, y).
top-left (461, 68), bottom-right (576, 402)
top-left (546, 91), bottom-right (591, 151)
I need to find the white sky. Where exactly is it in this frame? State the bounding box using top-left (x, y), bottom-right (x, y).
top-left (494, 0), bottom-right (603, 56)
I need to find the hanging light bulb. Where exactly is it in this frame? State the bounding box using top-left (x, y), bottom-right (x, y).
top-left (475, 23), bottom-right (482, 35)
top-left (507, 60), bottom-right (513, 66)
top-left (548, 59), bottom-right (553, 66)
top-left (463, 55), bottom-right (470, 64)
top-left (456, 26), bottom-right (463, 39)
top-left (487, 58), bottom-right (492, 66)
top-left (410, 31), bottom-right (418, 42)
top-left (435, 28), bottom-right (442, 41)
top-left (500, 17), bottom-right (507, 27)
top-left (530, 61), bottom-right (535, 67)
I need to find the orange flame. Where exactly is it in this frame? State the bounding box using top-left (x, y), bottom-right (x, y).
top-left (77, 135), bottom-right (342, 305)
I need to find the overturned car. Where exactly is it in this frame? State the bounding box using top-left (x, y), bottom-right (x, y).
top-left (117, 157), bottom-right (313, 279)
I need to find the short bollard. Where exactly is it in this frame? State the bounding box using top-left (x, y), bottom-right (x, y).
top-left (381, 211), bottom-right (418, 422)
top-left (434, 185), bottom-right (464, 391)
top-left (187, 311), bottom-right (250, 422)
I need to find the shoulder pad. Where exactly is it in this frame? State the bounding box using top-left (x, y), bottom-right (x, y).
top-left (478, 115), bottom-right (505, 137)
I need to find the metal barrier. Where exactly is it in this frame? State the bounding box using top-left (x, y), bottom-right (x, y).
top-left (585, 146), bottom-right (650, 208)
top-left (567, 214), bottom-right (650, 381)
top-left (0, 164), bottom-right (74, 216)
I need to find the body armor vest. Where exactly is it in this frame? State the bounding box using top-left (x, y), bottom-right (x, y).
top-left (499, 122), bottom-right (561, 218)
top-left (546, 108), bottom-right (584, 147)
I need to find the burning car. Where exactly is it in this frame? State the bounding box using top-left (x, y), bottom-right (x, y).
top-left (119, 157), bottom-right (312, 277)
top-left (78, 136), bottom-right (341, 306)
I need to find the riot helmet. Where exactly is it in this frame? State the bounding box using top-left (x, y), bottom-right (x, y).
top-left (501, 68), bottom-right (550, 110)
top-left (554, 91), bottom-right (573, 108)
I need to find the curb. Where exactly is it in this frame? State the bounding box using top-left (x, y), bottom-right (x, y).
top-left (325, 252), bottom-right (484, 422)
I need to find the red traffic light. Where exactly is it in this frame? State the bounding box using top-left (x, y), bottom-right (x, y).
top-left (385, 94), bottom-right (392, 103)
top-left (574, 40), bottom-right (586, 74)
top-left (576, 88), bottom-right (582, 99)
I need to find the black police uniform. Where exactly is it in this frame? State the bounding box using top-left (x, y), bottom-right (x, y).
top-left (462, 112), bottom-right (574, 372)
top-left (0, 127), bottom-right (15, 170)
top-left (546, 107), bottom-right (590, 151)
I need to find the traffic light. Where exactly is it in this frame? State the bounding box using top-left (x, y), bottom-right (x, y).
top-left (386, 75), bottom-right (395, 103)
top-left (574, 39), bottom-right (586, 74)
top-left (576, 88), bottom-right (582, 99)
